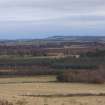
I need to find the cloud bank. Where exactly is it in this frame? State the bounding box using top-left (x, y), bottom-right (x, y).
top-left (0, 0), bottom-right (105, 39)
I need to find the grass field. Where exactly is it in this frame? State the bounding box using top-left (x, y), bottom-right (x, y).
top-left (0, 75), bottom-right (105, 105)
top-left (0, 75), bottom-right (56, 84)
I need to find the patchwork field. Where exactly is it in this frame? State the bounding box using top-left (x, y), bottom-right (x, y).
top-left (0, 75), bottom-right (105, 105)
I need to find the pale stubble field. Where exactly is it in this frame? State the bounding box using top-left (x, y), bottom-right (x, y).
top-left (0, 75), bottom-right (105, 105)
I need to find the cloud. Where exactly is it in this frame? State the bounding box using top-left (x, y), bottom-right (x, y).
top-left (0, 0), bottom-right (105, 38)
top-left (0, 0), bottom-right (105, 21)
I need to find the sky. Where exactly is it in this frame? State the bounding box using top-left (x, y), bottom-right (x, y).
top-left (0, 0), bottom-right (105, 39)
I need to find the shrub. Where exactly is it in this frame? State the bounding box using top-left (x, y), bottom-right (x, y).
top-left (57, 69), bottom-right (105, 84)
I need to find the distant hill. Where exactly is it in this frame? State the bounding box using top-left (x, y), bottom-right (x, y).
top-left (45, 36), bottom-right (105, 42)
top-left (0, 36), bottom-right (105, 45)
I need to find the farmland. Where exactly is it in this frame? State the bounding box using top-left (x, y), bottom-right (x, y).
top-left (0, 36), bottom-right (105, 77)
top-left (0, 37), bottom-right (105, 105)
top-left (0, 75), bottom-right (105, 105)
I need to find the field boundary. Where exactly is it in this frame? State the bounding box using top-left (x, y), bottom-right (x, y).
top-left (20, 93), bottom-right (105, 98)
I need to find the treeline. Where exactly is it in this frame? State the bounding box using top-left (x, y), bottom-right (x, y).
top-left (57, 69), bottom-right (105, 83)
top-left (81, 49), bottom-right (105, 58)
top-left (51, 63), bottom-right (97, 69)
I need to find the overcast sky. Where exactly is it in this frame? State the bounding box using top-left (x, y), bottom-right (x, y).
top-left (0, 0), bottom-right (105, 39)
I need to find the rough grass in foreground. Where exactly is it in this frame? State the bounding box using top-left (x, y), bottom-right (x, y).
top-left (0, 99), bottom-right (28, 105)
